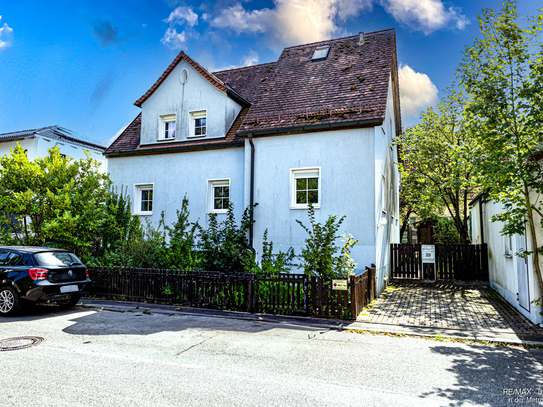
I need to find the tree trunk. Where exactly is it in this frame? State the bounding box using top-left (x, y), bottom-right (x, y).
top-left (399, 207), bottom-right (412, 243)
top-left (524, 181), bottom-right (543, 304)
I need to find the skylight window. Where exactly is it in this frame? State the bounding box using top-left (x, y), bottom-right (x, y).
top-left (312, 46), bottom-right (330, 61)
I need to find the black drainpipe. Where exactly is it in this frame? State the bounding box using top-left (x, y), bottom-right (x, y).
top-left (248, 133), bottom-right (255, 248)
top-left (479, 195), bottom-right (485, 245)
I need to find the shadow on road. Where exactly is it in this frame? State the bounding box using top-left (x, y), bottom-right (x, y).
top-left (60, 306), bottom-right (322, 336)
top-left (420, 344), bottom-right (543, 406)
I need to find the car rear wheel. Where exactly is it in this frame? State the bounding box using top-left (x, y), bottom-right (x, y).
top-left (0, 286), bottom-right (20, 316)
top-left (56, 294), bottom-right (81, 309)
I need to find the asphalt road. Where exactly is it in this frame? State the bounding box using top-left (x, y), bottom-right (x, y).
top-left (1, 302), bottom-right (543, 407)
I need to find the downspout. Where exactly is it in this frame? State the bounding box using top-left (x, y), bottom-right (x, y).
top-left (479, 197), bottom-right (485, 245)
top-left (248, 132), bottom-right (255, 248)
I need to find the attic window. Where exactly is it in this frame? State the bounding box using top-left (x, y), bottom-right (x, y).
top-left (312, 46), bottom-right (330, 61)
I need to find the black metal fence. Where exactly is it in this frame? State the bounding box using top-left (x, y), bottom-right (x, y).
top-left (87, 266), bottom-right (377, 320)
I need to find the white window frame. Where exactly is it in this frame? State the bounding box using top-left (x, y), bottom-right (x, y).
top-left (312, 45), bottom-right (330, 61)
top-left (290, 167), bottom-right (321, 210)
top-left (158, 114), bottom-right (176, 141)
top-left (189, 110), bottom-right (207, 138)
top-left (134, 183), bottom-right (154, 215)
top-left (207, 179), bottom-right (230, 214)
top-left (504, 234), bottom-right (513, 257)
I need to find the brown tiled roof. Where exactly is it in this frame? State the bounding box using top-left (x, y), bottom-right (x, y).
top-left (213, 62), bottom-right (276, 104)
top-left (237, 29), bottom-right (397, 134)
top-left (134, 51), bottom-right (228, 108)
top-left (105, 114), bottom-right (141, 154)
top-left (104, 109), bottom-right (249, 156)
top-left (109, 28), bottom-right (400, 155)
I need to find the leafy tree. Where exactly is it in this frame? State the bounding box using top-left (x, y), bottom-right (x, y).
top-left (0, 144), bottom-right (112, 257)
top-left (296, 205), bottom-right (358, 278)
top-left (197, 203), bottom-right (257, 273)
top-left (259, 229), bottom-right (294, 276)
top-left (394, 87), bottom-right (478, 244)
top-left (458, 0), bottom-right (543, 301)
top-left (433, 217), bottom-right (461, 245)
top-left (162, 195), bottom-right (199, 269)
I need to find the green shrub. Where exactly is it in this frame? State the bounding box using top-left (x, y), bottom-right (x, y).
top-left (296, 204), bottom-right (358, 278)
top-left (196, 203), bottom-right (257, 273)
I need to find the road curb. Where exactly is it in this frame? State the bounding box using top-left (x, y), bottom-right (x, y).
top-left (81, 297), bottom-right (543, 346)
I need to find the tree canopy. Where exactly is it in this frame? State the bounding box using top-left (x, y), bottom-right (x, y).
top-left (0, 144), bottom-right (112, 256)
top-left (395, 87), bottom-right (478, 244)
top-left (459, 0), bottom-right (543, 299)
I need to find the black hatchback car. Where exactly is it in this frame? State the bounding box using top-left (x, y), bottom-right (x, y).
top-left (0, 246), bottom-right (91, 316)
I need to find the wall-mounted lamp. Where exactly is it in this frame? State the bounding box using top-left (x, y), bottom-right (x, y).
top-left (377, 217), bottom-right (388, 228)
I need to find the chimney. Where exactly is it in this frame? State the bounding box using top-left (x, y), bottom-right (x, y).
top-left (359, 32), bottom-right (364, 44)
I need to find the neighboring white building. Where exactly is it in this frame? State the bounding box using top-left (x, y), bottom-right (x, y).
top-left (0, 126), bottom-right (107, 171)
top-left (471, 194), bottom-right (543, 325)
top-left (105, 29), bottom-right (402, 292)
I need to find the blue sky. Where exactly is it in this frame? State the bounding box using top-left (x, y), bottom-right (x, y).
top-left (0, 1), bottom-right (539, 147)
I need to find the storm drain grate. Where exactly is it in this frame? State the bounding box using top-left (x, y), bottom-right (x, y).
top-left (0, 336), bottom-right (45, 351)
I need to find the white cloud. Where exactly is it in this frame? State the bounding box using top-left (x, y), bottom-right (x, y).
top-left (164, 6), bottom-right (198, 28)
top-left (213, 51), bottom-right (261, 72)
top-left (0, 16), bottom-right (13, 51)
top-left (161, 27), bottom-right (187, 50)
top-left (398, 64), bottom-right (438, 118)
top-left (211, 3), bottom-right (271, 35)
top-left (380, 0), bottom-right (469, 34)
top-left (209, 0), bottom-right (468, 49)
top-left (241, 51), bottom-right (259, 66)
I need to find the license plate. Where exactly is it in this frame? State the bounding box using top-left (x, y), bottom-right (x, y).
top-left (60, 285), bottom-right (78, 293)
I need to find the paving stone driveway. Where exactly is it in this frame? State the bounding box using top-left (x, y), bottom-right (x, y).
top-left (358, 281), bottom-right (543, 335)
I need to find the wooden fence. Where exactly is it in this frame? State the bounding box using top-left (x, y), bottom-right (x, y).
top-left (87, 266), bottom-right (377, 320)
top-left (390, 243), bottom-right (489, 281)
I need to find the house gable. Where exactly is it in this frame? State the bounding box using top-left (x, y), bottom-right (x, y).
top-left (139, 59), bottom-right (243, 146)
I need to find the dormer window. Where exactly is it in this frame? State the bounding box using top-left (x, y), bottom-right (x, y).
top-left (189, 110), bottom-right (206, 138)
top-left (159, 114), bottom-right (176, 140)
top-left (312, 46), bottom-right (330, 61)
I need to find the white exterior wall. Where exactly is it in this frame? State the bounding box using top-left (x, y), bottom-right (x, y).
top-left (0, 136), bottom-right (107, 172)
top-left (471, 199), bottom-right (543, 325)
top-left (107, 147), bottom-right (245, 229)
top-left (245, 128), bottom-right (377, 275)
top-left (373, 76), bottom-right (400, 292)
top-left (140, 60), bottom-right (242, 145)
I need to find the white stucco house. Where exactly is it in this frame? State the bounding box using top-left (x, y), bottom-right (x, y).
top-left (0, 126), bottom-right (107, 170)
top-left (471, 193), bottom-right (543, 325)
top-left (105, 29), bottom-right (402, 292)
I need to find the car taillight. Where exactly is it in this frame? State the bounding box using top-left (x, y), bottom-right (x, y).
top-left (85, 267), bottom-right (89, 278)
top-left (28, 268), bottom-right (49, 281)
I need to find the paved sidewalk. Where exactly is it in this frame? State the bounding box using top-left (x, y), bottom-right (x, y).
top-left (358, 281), bottom-right (543, 336)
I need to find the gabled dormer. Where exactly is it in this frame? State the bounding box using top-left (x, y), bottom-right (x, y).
top-left (134, 51), bottom-right (248, 146)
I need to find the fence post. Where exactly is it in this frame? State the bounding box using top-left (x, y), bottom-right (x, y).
top-left (248, 273), bottom-right (255, 313)
top-left (371, 263), bottom-right (376, 301)
top-left (350, 274), bottom-right (356, 320)
top-left (303, 275), bottom-right (308, 315)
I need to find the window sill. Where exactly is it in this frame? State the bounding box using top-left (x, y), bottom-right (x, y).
top-left (505, 254), bottom-right (513, 259)
top-left (206, 210), bottom-right (228, 214)
top-left (156, 138), bottom-right (177, 143)
top-left (136, 212), bottom-right (153, 216)
top-left (187, 135), bottom-right (206, 140)
top-left (290, 205), bottom-right (321, 210)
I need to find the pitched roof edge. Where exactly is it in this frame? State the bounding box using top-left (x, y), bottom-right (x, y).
top-left (134, 51), bottom-right (228, 107)
top-left (104, 140), bottom-right (244, 157)
top-left (104, 113), bottom-right (142, 154)
top-left (212, 61), bottom-right (276, 75)
top-left (237, 118), bottom-right (384, 137)
top-left (282, 28), bottom-right (395, 50)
